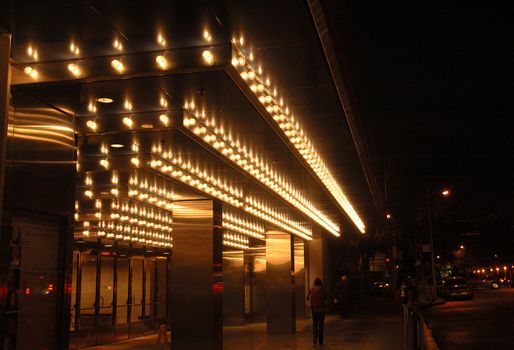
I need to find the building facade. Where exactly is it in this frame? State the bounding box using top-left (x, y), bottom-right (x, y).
top-left (0, 1), bottom-right (372, 349)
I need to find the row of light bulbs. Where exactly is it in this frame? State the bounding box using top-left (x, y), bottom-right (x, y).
top-left (222, 209), bottom-right (266, 240)
top-left (223, 232), bottom-right (250, 250)
top-left (23, 41), bottom-right (216, 81)
top-left (76, 171), bottom-right (173, 248)
top-left (182, 111), bottom-right (340, 236)
top-left (244, 204), bottom-right (312, 241)
top-left (149, 156), bottom-right (245, 208)
top-left (128, 175), bottom-right (174, 211)
top-left (112, 200), bottom-right (173, 229)
top-left (151, 147), bottom-right (243, 198)
top-left (85, 113), bottom-right (171, 133)
top-left (26, 29), bottom-right (215, 61)
top-left (146, 147), bottom-right (312, 240)
top-left (85, 94), bottom-right (168, 117)
top-left (81, 143), bottom-right (311, 241)
top-left (77, 219), bottom-right (173, 247)
top-left (231, 43), bottom-right (366, 233)
top-left (245, 196), bottom-right (312, 238)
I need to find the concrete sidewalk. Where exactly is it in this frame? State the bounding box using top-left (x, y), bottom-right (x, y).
top-left (88, 295), bottom-right (403, 349)
top-left (224, 295), bottom-right (403, 350)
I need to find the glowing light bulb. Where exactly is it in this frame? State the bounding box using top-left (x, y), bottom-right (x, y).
top-left (131, 158), bottom-right (140, 166)
top-left (202, 50), bottom-right (214, 64)
top-left (113, 39), bottom-right (123, 51)
top-left (86, 120), bottom-right (97, 131)
top-left (157, 34), bottom-right (166, 46)
top-left (122, 117), bottom-right (133, 127)
top-left (159, 114), bottom-right (170, 126)
top-left (67, 63), bottom-right (81, 77)
top-left (111, 59), bottom-right (125, 73)
top-left (156, 55), bottom-right (168, 69)
top-left (203, 30), bottom-right (212, 42)
top-left (23, 66), bottom-right (38, 79)
top-left (99, 159), bottom-right (109, 169)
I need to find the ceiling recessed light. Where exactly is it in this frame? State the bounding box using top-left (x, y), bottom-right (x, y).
top-left (141, 123), bottom-right (154, 129)
top-left (110, 143), bottom-right (124, 148)
top-left (96, 97), bottom-right (113, 104)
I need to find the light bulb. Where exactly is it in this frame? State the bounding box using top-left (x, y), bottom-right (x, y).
top-left (156, 55), bottom-right (168, 69)
top-left (111, 59), bottom-right (125, 73)
top-left (23, 66), bottom-right (38, 79)
top-left (86, 120), bottom-right (97, 131)
top-left (123, 117), bottom-right (133, 127)
top-left (202, 50), bottom-right (214, 64)
top-left (159, 114), bottom-right (170, 126)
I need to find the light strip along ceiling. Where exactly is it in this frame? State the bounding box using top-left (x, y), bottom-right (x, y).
top-left (230, 40), bottom-right (366, 234)
top-left (148, 146), bottom-right (313, 241)
top-left (75, 170), bottom-right (173, 248)
top-left (182, 109), bottom-right (340, 237)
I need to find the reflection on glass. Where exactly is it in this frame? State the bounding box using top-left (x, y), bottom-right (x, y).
top-left (156, 259), bottom-right (168, 319)
top-left (116, 258), bottom-right (129, 325)
top-left (98, 256), bottom-right (114, 326)
top-left (131, 257), bottom-right (144, 322)
top-left (79, 254), bottom-right (97, 329)
top-left (145, 259), bottom-right (155, 320)
top-left (70, 252), bottom-right (78, 331)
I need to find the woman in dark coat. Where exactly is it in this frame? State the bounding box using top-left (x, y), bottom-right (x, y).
top-left (308, 278), bottom-right (327, 345)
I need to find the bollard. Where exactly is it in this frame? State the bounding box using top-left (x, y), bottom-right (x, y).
top-left (157, 324), bottom-right (170, 349)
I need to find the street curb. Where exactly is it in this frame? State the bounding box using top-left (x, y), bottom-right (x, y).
top-left (422, 318), bottom-right (440, 350)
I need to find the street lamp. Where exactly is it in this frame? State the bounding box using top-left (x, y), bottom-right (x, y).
top-left (459, 245), bottom-right (465, 250)
top-left (426, 184), bottom-right (451, 300)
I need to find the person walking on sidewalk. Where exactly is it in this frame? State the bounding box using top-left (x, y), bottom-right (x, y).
top-left (307, 277), bottom-right (327, 345)
top-left (334, 274), bottom-right (351, 319)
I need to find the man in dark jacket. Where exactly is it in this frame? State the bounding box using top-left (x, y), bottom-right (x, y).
top-left (335, 274), bottom-right (351, 319)
top-left (308, 278), bottom-right (327, 345)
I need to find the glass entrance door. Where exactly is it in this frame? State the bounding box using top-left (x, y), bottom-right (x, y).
top-left (69, 251), bottom-right (170, 348)
top-left (115, 256), bottom-right (129, 341)
top-left (129, 256), bottom-right (144, 337)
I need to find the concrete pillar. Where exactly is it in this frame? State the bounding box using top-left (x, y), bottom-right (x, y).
top-left (171, 199), bottom-right (223, 350)
top-left (265, 231), bottom-right (295, 333)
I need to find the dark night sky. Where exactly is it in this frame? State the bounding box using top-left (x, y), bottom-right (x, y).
top-left (323, 1), bottom-right (514, 264)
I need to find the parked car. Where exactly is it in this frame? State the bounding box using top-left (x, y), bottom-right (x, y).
top-left (467, 275), bottom-right (501, 289)
top-left (442, 277), bottom-right (474, 300)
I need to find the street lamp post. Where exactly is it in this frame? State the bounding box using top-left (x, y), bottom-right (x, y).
top-left (426, 184), bottom-right (437, 300)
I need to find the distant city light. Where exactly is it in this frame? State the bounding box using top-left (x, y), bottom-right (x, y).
top-left (441, 189), bottom-right (450, 196)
